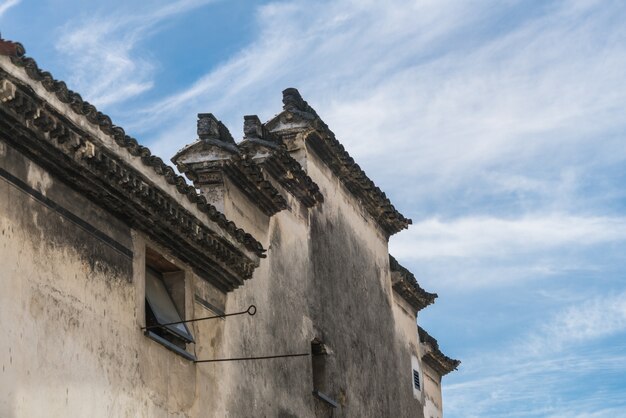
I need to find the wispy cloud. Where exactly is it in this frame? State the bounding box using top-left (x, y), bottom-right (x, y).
top-left (132, 0), bottom-right (493, 155)
top-left (26, 1), bottom-right (626, 416)
top-left (116, 5), bottom-right (626, 416)
top-left (388, 213), bottom-right (626, 290)
top-left (446, 357), bottom-right (626, 418)
top-left (524, 292), bottom-right (626, 355)
top-left (0, 0), bottom-right (20, 18)
top-left (445, 292), bottom-right (626, 417)
top-left (119, 0), bottom-right (626, 297)
top-left (55, 0), bottom-right (214, 107)
top-left (131, 0), bottom-right (626, 201)
top-left (390, 215), bottom-right (626, 260)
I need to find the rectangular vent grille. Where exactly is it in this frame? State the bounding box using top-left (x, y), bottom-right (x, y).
top-left (413, 369), bottom-right (420, 390)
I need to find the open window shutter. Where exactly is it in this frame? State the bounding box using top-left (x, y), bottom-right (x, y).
top-left (145, 269), bottom-right (194, 343)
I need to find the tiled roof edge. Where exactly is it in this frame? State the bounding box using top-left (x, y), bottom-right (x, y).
top-left (418, 326), bottom-right (461, 376)
top-left (389, 255), bottom-right (437, 311)
top-left (239, 114), bottom-right (324, 208)
top-left (0, 38), bottom-right (264, 257)
top-left (271, 88), bottom-right (412, 236)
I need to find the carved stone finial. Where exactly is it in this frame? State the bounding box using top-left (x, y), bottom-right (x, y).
top-left (197, 113), bottom-right (236, 145)
top-left (282, 88), bottom-right (306, 112)
top-left (197, 113), bottom-right (220, 140)
top-left (243, 115), bottom-right (263, 139)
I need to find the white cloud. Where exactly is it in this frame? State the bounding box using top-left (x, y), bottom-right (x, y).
top-left (445, 293), bottom-right (626, 417)
top-left (446, 356), bottom-right (626, 418)
top-left (133, 0), bottom-right (493, 154)
top-left (525, 291), bottom-right (626, 355)
top-left (12, 1), bottom-right (626, 416)
top-left (0, 0), bottom-right (20, 18)
top-left (54, 0), bottom-right (215, 107)
top-left (119, 0), bottom-right (626, 296)
top-left (130, 0), bottom-right (626, 203)
top-left (390, 215), bottom-right (626, 260)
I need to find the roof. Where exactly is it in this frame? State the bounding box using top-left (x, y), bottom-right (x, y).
top-left (0, 37), bottom-right (264, 291)
top-left (0, 38), bottom-right (263, 256)
top-left (266, 88), bottom-right (412, 237)
top-left (389, 255), bottom-right (437, 312)
top-left (172, 110), bottom-right (325, 216)
top-left (172, 113), bottom-right (289, 217)
top-left (418, 326), bottom-right (461, 376)
top-left (238, 114), bottom-right (324, 208)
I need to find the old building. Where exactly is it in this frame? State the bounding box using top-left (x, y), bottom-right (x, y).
top-left (0, 36), bottom-right (458, 417)
top-left (418, 327), bottom-right (461, 418)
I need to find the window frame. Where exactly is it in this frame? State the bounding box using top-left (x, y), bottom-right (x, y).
top-left (311, 338), bottom-right (338, 408)
top-left (143, 247), bottom-right (196, 361)
top-left (413, 368), bottom-right (421, 391)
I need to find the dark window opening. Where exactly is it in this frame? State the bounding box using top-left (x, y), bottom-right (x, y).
top-left (311, 339), bottom-right (337, 408)
top-left (144, 248), bottom-right (195, 361)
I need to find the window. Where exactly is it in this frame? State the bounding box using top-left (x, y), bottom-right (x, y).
top-left (144, 248), bottom-right (196, 361)
top-left (311, 338), bottom-right (337, 408)
top-left (413, 369), bottom-right (421, 391)
top-left (411, 355), bottom-right (421, 398)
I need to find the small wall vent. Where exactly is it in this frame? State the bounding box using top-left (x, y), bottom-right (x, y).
top-left (413, 369), bottom-right (420, 391)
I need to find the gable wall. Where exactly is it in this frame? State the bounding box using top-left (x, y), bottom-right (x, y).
top-left (206, 142), bottom-right (425, 417)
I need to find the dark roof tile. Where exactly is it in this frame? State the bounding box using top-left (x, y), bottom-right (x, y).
top-left (2, 38), bottom-right (264, 257)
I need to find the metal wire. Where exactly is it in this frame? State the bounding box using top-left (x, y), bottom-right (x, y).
top-left (141, 304), bottom-right (256, 331)
top-left (194, 353), bottom-right (310, 363)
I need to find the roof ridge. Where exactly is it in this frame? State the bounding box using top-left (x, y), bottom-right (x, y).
top-left (418, 326), bottom-right (461, 375)
top-left (271, 88), bottom-right (412, 236)
top-left (389, 255), bottom-right (437, 311)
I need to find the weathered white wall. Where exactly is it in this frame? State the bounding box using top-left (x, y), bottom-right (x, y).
top-left (422, 362), bottom-right (444, 418)
top-left (392, 291), bottom-right (423, 399)
top-left (1, 117), bottom-right (428, 417)
top-left (202, 140), bottom-right (425, 417)
top-left (0, 141), bottom-right (229, 417)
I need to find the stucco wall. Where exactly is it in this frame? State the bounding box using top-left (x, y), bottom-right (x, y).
top-left (0, 141), bottom-right (226, 417)
top-left (1, 128), bottom-right (427, 417)
top-left (422, 362), bottom-right (443, 418)
top-left (392, 293), bottom-right (423, 401)
top-left (206, 142), bottom-right (425, 417)
top-left (205, 171), bottom-right (315, 417)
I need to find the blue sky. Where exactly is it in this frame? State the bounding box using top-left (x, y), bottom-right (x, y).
top-left (2, 0), bottom-right (626, 416)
